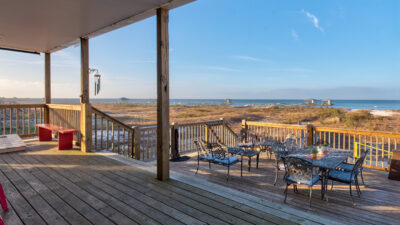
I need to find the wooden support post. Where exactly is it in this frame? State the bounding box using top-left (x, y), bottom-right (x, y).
top-left (80, 37), bottom-right (92, 152)
top-left (44, 52), bottom-right (51, 124)
top-left (134, 127), bottom-right (141, 160)
top-left (242, 119), bottom-right (248, 142)
top-left (156, 8), bottom-right (170, 181)
top-left (220, 118), bottom-right (225, 144)
top-left (306, 124), bottom-right (314, 146)
top-left (80, 104), bottom-right (92, 152)
top-left (170, 122), bottom-right (178, 159)
top-left (80, 38), bottom-right (89, 104)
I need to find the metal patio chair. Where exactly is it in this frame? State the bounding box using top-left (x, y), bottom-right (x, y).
top-left (282, 156), bottom-right (321, 207)
top-left (337, 149), bottom-right (370, 185)
top-left (327, 150), bottom-right (368, 206)
top-left (194, 139), bottom-right (242, 181)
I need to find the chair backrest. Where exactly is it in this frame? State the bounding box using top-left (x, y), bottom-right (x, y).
top-left (352, 149), bottom-right (369, 176)
top-left (285, 134), bottom-right (298, 152)
top-left (272, 142), bottom-right (286, 157)
top-left (283, 156), bottom-right (314, 181)
top-left (248, 132), bottom-right (259, 144)
top-left (194, 139), bottom-right (211, 155)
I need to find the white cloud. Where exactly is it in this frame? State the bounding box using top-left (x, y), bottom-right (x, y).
top-left (291, 29), bottom-right (299, 41)
top-left (203, 66), bottom-right (240, 72)
top-left (301, 9), bottom-right (324, 32)
top-left (230, 55), bottom-right (262, 62)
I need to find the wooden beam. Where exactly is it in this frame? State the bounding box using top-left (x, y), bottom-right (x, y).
top-left (44, 53), bottom-right (51, 104)
top-left (156, 8), bottom-right (170, 181)
top-left (44, 52), bottom-right (51, 124)
top-left (80, 38), bottom-right (91, 152)
top-left (80, 38), bottom-right (89, 104)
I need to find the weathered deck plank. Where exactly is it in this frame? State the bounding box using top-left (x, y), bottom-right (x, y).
top-left (169, 152), bottom-right (400, 225)
top-left (2, 154), bottom-right (92, 225)
top-left (5, 138), bottom-right (392, 225)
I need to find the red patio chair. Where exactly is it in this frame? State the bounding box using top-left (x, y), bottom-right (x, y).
top-left (0, 183), bottom-right (8, 211)
top-left (0, 183), bottom-right (7, 225)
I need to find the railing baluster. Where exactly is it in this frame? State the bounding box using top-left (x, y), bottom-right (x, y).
top-left (100, 117), bottom-right (104, 149)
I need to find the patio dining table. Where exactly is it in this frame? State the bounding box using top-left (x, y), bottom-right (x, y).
top-left (288, 149), bottom-right (352, 201)
top-left (228, 147), bottom-right (260, 172)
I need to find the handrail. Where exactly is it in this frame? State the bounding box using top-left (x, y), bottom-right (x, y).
top-left (175, 119), bottom-right (223, 127)
top-left (245, 121), bottom-right (307, 130)
top-left (223, 123), bottom-right (239, 140)
top-left (0, 103), bottom-right (46, 109)
top-left (206, 125), bottom-right (223, 144)
top-left (314, 126), bottom-right (400, 139)
top-left (47, 104), bottom-right (81, 111)
top-left (91, 106), bottom-right (133, 131)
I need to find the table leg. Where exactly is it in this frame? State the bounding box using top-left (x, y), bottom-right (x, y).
top-left (256, 154), bottom-right (259, 169)
top-left (248, 156), bottom-right (252, 172)
top-left (321, 170), bottom-right (329, 202)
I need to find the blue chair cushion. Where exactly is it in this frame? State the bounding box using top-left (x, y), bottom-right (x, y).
top-left (214, 156), bottom-right (240, 165)
top-left (338, 162), bottom-right (354, 171)
top-left (287, 175), bottom-right (320, 185)
top-left (328, 169), bottom-right (355, 183)
top-left (199, 154), bottom-right (213, 161)
top-left (199, 154), bottom-right (240, 165)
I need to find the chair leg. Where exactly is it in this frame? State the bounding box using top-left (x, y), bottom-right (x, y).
top-left (195, 159), bottom-right (200, 175)
top-left (274, 160), bottom-right (279, 186)
top-left (309, 186), bottom-right (313, 208)
top-left (293, 184), bottom-right (299, 193)
top-left (208, 161), bottom-right (211, 169)
top-left (355, 179), bottom-right (361, 197)
top-left (240, 155), bottom-right (243, 177)
top-left (284, 183), bottom-right (289, 203)
top-left (248, 156), bottom-right (251, 172)
top-left (227, 165), bottom-right (230, 182)
top-left (331, 180), bottom-right (334, 190)
top-left (256, 154), bottom-right (259, 169)
top-left (350, 183), bottom-right (355, 206)
top-left (361, 170), bottom-right (365, 185)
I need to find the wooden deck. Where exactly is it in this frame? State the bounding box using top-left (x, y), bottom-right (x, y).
top-left (170, 151), bottom-right (400, 225)
top-left (0, 138), bottom-right (339, 225)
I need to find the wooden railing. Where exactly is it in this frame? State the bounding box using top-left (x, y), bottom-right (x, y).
top-left (0, 104), bottom-right (46, 137)
top-left (243, 120), bottom-right (308, 150)
top-left (242, 120), bottom-right (399, 171)
top-left (47, 104), bottom-right (81, 131)
top-left (312, 127), bottom-right (400, 171)
top-left (91, 106), bottom-right (134, 157)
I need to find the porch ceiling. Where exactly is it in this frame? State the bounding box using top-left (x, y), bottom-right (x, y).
top-left (0, 0), bottom-right (193, 53)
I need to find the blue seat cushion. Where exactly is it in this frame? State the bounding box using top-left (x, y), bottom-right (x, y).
top-left (338, 163), bottom-right (354, 171)
top-left (199, 154), bottom-right (240, 165)
top-left (328, 169), bottom-right (354, 183)
top-left (214, 156), bottom-right (240, 165)
top-left (287, 175), bottom-right (320, 186)
top-left (199, 154), bottom-right (213, 161)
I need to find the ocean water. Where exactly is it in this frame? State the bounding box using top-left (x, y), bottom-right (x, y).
top-left (2, 98), bottom-right (400, 110)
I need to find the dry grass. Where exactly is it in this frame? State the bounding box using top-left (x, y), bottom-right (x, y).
top-left (93, 103), bottom-right (400, 133)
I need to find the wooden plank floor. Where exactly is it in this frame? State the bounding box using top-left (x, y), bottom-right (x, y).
top-left (170, 151), bottom-right (400, 225)
top-left (0, 138), bottom-right (338, 225)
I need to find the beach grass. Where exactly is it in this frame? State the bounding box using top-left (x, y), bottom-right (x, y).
top-left (93, 103), bottom-right (400, 133)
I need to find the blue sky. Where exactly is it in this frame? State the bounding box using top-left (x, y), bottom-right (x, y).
top-left (0, 0), bottom-right (399, 99)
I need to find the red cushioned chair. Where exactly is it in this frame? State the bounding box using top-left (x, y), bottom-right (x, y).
top-left (0, 183), bottom-right (7, 225)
